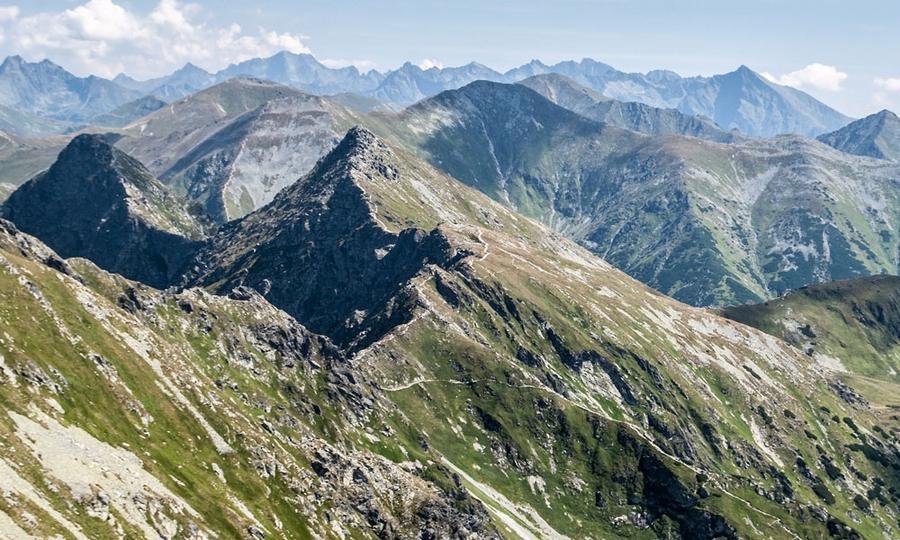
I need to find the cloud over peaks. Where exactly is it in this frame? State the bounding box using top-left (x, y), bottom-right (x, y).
top-left (0, 0), bottom-right (311, 79)
top-left (418, 58), bottom-right (444, 70)
top-left (762, 63), bottom-right (848, 92)
top-left (874, 77), bottom-right (900, 92)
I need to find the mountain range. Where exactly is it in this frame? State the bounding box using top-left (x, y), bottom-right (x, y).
top-left (0, 55), bottom-right (142, 125)
top-left (114, 54), bottom-right (856, 137)
top-left (1, 126), bottom-right (897, 538)
top-left (0, 73), bottom-right (896, 308)
top-left (0, 51), bottom-right (856, 138)
top-left (364, 80), bottom-right (900, 306)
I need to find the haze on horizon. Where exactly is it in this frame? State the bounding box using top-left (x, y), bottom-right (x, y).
top-left (0, 0), bottom-right (898, 117)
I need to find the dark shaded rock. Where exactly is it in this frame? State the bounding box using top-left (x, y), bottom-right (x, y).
top-left (183, 128), bottom-right (463, 350)
top-left (1, 134), bottom-right (205, 288)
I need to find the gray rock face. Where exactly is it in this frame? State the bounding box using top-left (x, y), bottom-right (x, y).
top-left (117, 79), bottom-right (361, 222)
top-left (1, 134), bottom-right (206, 287)
top-left (818, 109), bottom-right (900, 162)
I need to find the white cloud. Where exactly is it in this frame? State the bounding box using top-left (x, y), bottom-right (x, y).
top-left (0, 0), bottom-right (311, 79)
top-left (418, 58), bottom-right (443, 70)
top-left (761, 63), bottom-right (848, 92)
top-left (874, 77), bottom-right (900, 92)
top-left (321, 58), bottom-right (378, 72)
top-left (0, 5), bottom-right (18, 22)
top-left (872, 78), bottom-right (900, 112)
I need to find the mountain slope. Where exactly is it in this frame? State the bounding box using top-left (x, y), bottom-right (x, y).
top-left (172, 127), bottom-right (900, 538)
top-left (0, 104), bottom-right (69, 136)
top-left (117, 78), bottom-right (363, 221)
top-left (818, 110), bottom-right (900, 162)
top-left (89, 95), bottom-right (167, 128)
top-left (722, 275), bottom-right (900, 386)
top-left (0, 55), bottom-right (141, 122)
top-left (0, 219), bottom-right (496, 539)
top-left (1, 134), bottom-right (206, 287)
top-left (0, 131), bottom-right (68, 191)
top-left (373, 81), bottom-right (900, 306)
top-left (518, 73), bottom-right (739, 142)
top-left (675, 66), bottom-right (853, 137)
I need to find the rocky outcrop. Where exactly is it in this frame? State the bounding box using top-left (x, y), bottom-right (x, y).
top-left (1, 134), bottom-right (207, 288)
top-left (185, 127), bottom-right (464, 348)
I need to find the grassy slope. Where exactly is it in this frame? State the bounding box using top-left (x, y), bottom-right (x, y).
top-left (721, 275), bottom-right (900, 424)
top-left (309, 134), bottom-right (900, 538)
top-left (2, 127), bottom-right (899, 538)
top-left (0, 223), bottom-right (488, 538)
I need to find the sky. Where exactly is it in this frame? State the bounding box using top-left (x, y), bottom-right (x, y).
top-left (0, 0), bottom-right (898, 117)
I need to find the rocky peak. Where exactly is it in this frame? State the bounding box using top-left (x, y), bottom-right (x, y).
top-left (818, 107), bottom-right (900, 161)
top-left (1, 135), bottom-right (205, 288)
top-left (184, 127), bottom-right (464, 348)
top-left (0, 54), bottom-right (25, 71)
top-left (175, 62), bottom-right (209, 76)
top-left (313, 126), bottom-right (394, 176)
top-left (55, 133), bottom-right (128, 171)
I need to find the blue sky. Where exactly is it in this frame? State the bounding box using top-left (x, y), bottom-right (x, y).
top-left (2, 0), bottom-right (899, 116)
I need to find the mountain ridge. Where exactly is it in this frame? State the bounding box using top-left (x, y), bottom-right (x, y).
top-left (1, 126), bottom-right (898, 538)
top-left (0, 52), bottom-right (855, 138)
top-left (818, 109), bottom-right (900, 162)
top-left (0, 55), bottom-right (143, 122)
top-left (372, 80), bottom-right (900, 306)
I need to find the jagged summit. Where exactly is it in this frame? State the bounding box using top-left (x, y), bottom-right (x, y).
top-left (184, 127), bottom-right (465, 347)
top-left (0, 54), bottom-right (25, 69)
top-left (327, 125), bottom-right (385, 157)
top-left (0, 56), bottom-right (142, 122)
top-left (300, 125), bottom-right (392, 178)
top-left (1, 134), bottom-right (205, 287)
